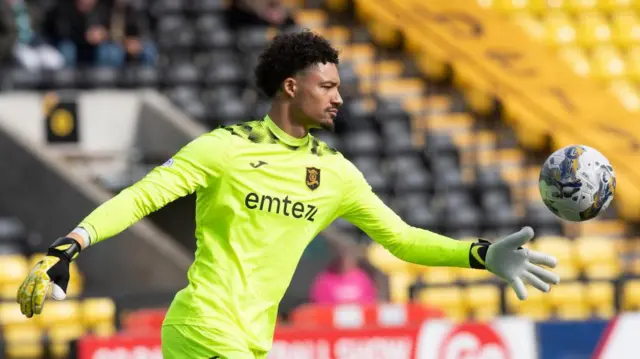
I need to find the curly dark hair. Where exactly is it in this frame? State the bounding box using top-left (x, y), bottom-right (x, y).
top-left (255, 30), bottom-right (340, 98)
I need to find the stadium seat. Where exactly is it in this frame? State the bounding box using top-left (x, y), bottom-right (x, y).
top-left (0, 302), bottom-right (30, 328)
top-left (189, 0), bottom-right (226, 13)
top-left (0, 254), bottom-right (28, 288)
top-left (549, 282), bottom-right (590, 320)
top-left (36, 301), bottom-right (80, 329)
top-left (586, 281), bottom-right (615, 319)
top-left (506, 285), bottom-right (551, 320)
top-left (543, 12), bottom-right (577, 47)
top-left (575, 237), bottom-right (622, 279)
top-left (576, 12), bottom-right (612, 48)
top-left (48, 324), bottom-right (86, 358)
top-left (464, 285), bottom-right (501, 321)
top-left (558, 46), bottom-right (592, 76)
top-left (590, 45), bottom-right (627, 80)
top-left (611, 10), bottom-right (640, 46)
top-left (3, 325), bottom-right (43, 359)
top-left (421, 266), bottom-right (459, 285)
top-left (531, 236), bottom-right (579, 279)
top-left (418, 287), bottom-right (467, 321)
top-left (294, 9), bottom-right (328, 29)
top-left (458, 267), bottom-right (494, 283)
top-left (567, 0), bottom-right (600, 13)
top-left (82, 298), bottom-right (116, 331)
top-left (622, 279), bottom-right (640, 310)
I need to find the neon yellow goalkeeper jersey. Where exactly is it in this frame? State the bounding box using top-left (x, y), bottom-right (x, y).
top-left (77, 116), bottom-right (473, 354)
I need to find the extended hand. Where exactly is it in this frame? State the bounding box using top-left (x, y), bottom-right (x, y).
top-left (484, 227), bottom-right (560, 300)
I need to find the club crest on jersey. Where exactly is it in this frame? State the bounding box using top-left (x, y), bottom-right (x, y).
top-left (306, 167), bottom-right (321, 190)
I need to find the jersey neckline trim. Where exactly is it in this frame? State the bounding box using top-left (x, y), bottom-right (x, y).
top-left (263, 115), bottom-right (311, 148)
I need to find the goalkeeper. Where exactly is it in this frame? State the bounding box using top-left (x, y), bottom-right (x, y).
top-left (17, 31), bottom-right (560, 359)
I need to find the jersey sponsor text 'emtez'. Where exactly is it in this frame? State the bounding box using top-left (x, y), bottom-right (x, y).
top-left (244, 192), bottom-right (318, 222)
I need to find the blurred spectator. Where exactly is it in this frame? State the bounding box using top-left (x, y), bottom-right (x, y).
top-left (3, 0), bottom-right (64, 71)
top-left (0, 0), bottom-right (17, 65)
top-left (44, 0), bottom-right (155, 67)
top-left (106, 0), bottom-right (156, 66)
top-left (226, 0), bottom-right (296, 30)
top-left (310, 240), bottom-right (377, 305)
top-left (44, 0), bottom-right (111, 66)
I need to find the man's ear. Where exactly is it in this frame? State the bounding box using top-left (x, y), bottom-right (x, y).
top-left (283, 78), bottom-right (296, 98)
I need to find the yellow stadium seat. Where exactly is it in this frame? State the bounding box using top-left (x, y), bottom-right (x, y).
top-left (367, 243), bottom-right (411, 275)
top-left (576, 12), bottom-right (612, 48)
top-left (355, 61), bottom-right (404, 81)
top-left (48, 324), bottom-right (86, 358)
top-left (459, 267), bottom-right (494, 283)
top-left (624, 47), bottom-right (640, 81)
top-left (414, 43), bottom-right (449, 81)
top-left (422, 266), bottom-right (459, 285)
top-left (574, 236), bottom-right (621, 269)
top-left (389, 273), bottom-right (415, 303)
top-left (0, 281), bottom-right (21, 300)
top-left (543, 12), bottom-right (577, 47)
top-left (566, 0), bottom-right (599, 13)
top-left (374, 78), bottom-right (425, 102)
top-left (512, 13), bottom-right (545, 40)
top-left (293, 9), bottom-right (327, 30)
top-left (326, 0), bottom-right (349, 12)
top-left (558, 46), bottom-right (592, 77)
top-left (549, 282), bottom-right (590, 320)
top-left (464, 285), bottom-right (501, 321)
top-left (0, 255), bottom-right (28, 286)
top-left (586, 281), bottom-right (615, 319)
top-left (506, 286), bottom-right (551, 320)
top-left (36, 300), bottom-right (80, 329)
top-left (368, 21), bottom-right (401, 49)
top-left (532, 237), bottom-right (580, 279)
top-left (601, 0), bottom-right (634, 12)
top-left (419, 287), bottom-right (467, 321)
top-left (608, 79), bottom-right (640, 110)
top-left (3, 324), bottom-right (43, 359)
top-left (591, 45), bottom-right (627, 80)
top-left (341, 44), bottom-right (376, 65)
top-left (611, 11), bottom-right (640, 46)
top-left (82, 298), bottom-right (116, 328)
top-left (92, 322), bottom-right (117, 337)
top-left (0, 302), bottom-right (31, 328)
top-left (623, 279), bottom-right (640, 310)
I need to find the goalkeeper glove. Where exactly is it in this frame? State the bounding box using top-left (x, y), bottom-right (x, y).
top-left (17, 236), bottom-right (82, 318)
top-left (468, 226), bottom-right (560, 300)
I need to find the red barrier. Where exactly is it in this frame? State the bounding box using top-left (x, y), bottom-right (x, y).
top-left (77, 317), bottom-right (537, 359)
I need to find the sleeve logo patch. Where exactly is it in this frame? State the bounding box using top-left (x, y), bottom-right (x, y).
top-left (162, 158), bottom-right (175, 167)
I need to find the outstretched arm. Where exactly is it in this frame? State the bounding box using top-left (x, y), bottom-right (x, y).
top-left (336, 159), bottom-right (560, 300)
top-left (17, 130), bottom-right (231, 317)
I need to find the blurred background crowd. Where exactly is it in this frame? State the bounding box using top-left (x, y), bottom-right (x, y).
top-left (0, 0), bottom-right (640, 358)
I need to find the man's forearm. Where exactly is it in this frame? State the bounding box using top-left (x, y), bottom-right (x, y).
top-left (386, 226), bottom-right (473, 268)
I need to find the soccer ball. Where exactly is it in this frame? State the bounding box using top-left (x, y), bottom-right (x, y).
top-left (538, 145), bottom-right (616, 222)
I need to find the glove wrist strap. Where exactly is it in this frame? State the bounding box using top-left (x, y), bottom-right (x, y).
top-left (469, 239), bottom-right (490, 269)
top-left (47, 237), bottom-right (82, 262)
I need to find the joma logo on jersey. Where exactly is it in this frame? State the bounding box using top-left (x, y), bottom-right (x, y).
top-left (244, 192), bottom-right (318, 222)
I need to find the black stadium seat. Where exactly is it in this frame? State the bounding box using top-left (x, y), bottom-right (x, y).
top-left (151, 0), bottom-right (185, 17)
top-left (50, 68), bottom-right (78, 89)
top-left (8, 68), bottom-right (42, 90)
top-left (124, 66), bottom-right (160, 88)
top-left (163, 62), bottom-right (201, 87)
top-left (343, 130), bottom-right (380, 157)
top-left (204, 61), bottom-right (245, 87)
top-left (81, 67), bottom-right (120, 89)
top-left (197, 27), bottom-right (235, 51)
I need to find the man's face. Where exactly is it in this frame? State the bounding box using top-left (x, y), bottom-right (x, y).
top-left (290, 62), bottom-right (343, 132)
